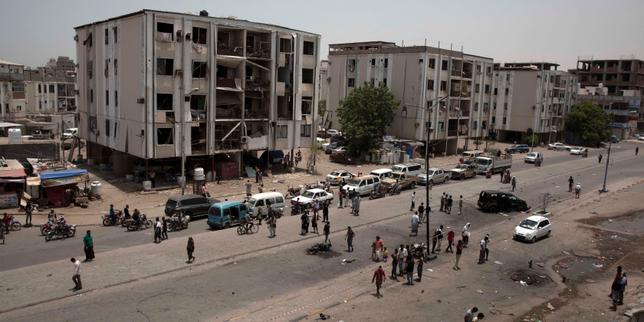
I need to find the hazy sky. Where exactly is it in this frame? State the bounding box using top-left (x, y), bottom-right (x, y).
top-left (2, 0), bottom-right (643, 69)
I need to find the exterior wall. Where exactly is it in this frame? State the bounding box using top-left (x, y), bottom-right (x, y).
top-left (76, 10), bottom-right (318, 161)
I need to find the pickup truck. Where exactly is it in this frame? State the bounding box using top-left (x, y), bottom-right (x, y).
top-left (474, 154), bottom-right (512, 174)
top-left (381, 172), bottom-right (419, 190)
top-left (29, 130), bottom-right (53, 140)
top-left (449, 164), bottom-right (478, 180)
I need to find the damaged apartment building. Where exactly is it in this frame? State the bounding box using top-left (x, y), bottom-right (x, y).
top-left (75, 9), bottom-right (320, 177)
top-left (326, 41), bottom-right (495, 155)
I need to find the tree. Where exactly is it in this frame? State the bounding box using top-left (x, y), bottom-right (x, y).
top-left (564, 102), bottom-right (611, 146)
top-left (337, 84), bottom-right (398, 156)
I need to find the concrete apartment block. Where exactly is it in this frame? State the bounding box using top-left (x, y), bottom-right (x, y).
top-left (0, 59), bottom-right (26, 121)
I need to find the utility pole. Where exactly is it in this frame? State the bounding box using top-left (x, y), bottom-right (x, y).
top-left (180, 17), bottom-right (186, 195)
top-left (600, 140), bottom-right (611, 193)
top-left (425, 96), bottom-right (448, 260)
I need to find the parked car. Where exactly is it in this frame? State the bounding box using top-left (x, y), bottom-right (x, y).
top-left (569, 147), bottom-right (588, 155)
top-left (391, 163), bottom-right (423, 177)
top-left (326, 129), bottom-right (341, 137)
top-left (62, 128), bottom-right (79, 139)
top-left (610, 135), bottom-right (620, 143)
top-left (381, 172), bottom-right (419, 190)
top-left (449, 163), bottom-right (478, 180)
top-left (259, 150), bottom-right (285, 166)
top-left (291, 188), bottom-right (334, 208)
top-left (329, 148), bottom-right (356, 164)
top-left (505, 144), bottom-right (530, 154)
top-left (342, 175), bottom-right (381, 196)
top-left (548, 142), bottom-right (571, 151)
top-left (326, 169), bottom-right (354, 185)
top-left (324, 142), bottom-right (340, 154)
top-left (524, 152), bottom-right (543, 163)
top-left (477, 190), bottom-right (529, 213)
top-left (165, 194), bottom-right (220, 219)
top-left (474, 154), bottom-right (512, 174)
top-left (639, 136), bottom-right (644, 141)
top-left (247, 192), bottom-right (286, 218)
top-left (207, 201), bottom-right (251, 230)
top-left (369, 168), bottom-right (393, 181)
top-left (417, 168), bottom-right (450, 185)
top-left (513, 215), bottom-right (552, 243)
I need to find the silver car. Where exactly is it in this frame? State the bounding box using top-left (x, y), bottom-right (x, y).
top-left (417, 168), bottom-right (450, 185)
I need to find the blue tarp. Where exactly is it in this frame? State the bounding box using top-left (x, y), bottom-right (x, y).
top-left (40, 169), bottom-right (88, 181)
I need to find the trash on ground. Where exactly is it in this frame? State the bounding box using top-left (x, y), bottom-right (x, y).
top-left (341, 259), bottom-right (355, 264)
top-left (592, 263), bottom-right (604, 268)
top-left (426, 268), bottom-right (433, 272)
top-left (494, 261), bottom-right (503, 265)
top-left (519, 281), bottom-right (528, 286)
top-left (547, 302), bottom-right (555, 311)
top-left (476, 289), bottom-right (484, 294)
top-left (562, 250), bottom-right (571, 255)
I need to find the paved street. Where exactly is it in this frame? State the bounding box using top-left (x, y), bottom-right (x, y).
top-left (0, 141), bottom-right (642, 321)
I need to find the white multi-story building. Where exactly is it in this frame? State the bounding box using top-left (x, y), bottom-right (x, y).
top-left (75, 9), bottom-right (320, 175)
top-left (492, 62), bottom-right (577, 144)
top-left (327, 41), bottom-right (495, 155)
top-left (0, 59), bottom-right (26, 121)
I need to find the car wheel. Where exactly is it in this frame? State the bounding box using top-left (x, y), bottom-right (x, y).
top-left (428, 180), bottom-right (433, 186)
top-left (547, 230), bottom-right (551, 238)
top-left (531, 236), bottom-right (537, 243)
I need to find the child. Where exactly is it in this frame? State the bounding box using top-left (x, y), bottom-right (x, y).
top-left (383, 247), bottom-right (389, 262)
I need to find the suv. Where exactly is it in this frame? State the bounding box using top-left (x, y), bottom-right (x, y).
top-left (449, 163), bottom-right (477, 180)
top-left (505, 144), bottom-right (529, 154)
top-left (381, 172), bottom-right (418, 190)
top-left (164, 194), bottom-right (220, 219)
top-left (417, 168), bottom-right (450, 185)
top-left (391, 163), bottom-right (423, 177)
top-left (477, 190), bottom-right (528, 212)
top-left (342, 175), bottom-right (380, 196)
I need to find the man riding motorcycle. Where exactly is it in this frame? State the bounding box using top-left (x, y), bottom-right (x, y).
top-left (109, 204), bottom-right (117, 223)
top-left (132, 209), bottom-right (141, 225)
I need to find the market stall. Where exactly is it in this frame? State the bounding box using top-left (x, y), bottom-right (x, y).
top-left (39, 169), bottom-right (89, 207)
top-left (0, 159), bottom-right (27, 209)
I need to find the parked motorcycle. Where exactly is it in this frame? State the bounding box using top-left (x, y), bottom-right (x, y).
top-left (167, 215), bottom-right (190, 232)
top-left (45, 224), bottom-right (76, 242)
top-left (102, 211), bottom-right (123, 226)
top-left (8, 216), bottom-right (21, 231)
top-left (125, 215), bottom-right (152, 231)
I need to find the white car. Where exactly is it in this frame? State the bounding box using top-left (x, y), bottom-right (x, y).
top-left (639, 136), bottom-right (644, 141)
top-left (291, 188), bottom-right (333, 208)
top-left (417, 168), bottom-right (450, 185)
top-left (569, 147), bottom-right (588, 155)
top-left (326, 169), bottom-right (353, 185)
top-left (513, 215), bottom-right (552, 243)
top-left (62, 128), bottom-right (78, 139)
top-left (524, 152), bottom-right (543, 163)
top-left (548, 142), bottom-right (570, 151)
top-left (326, 129), bottom-right (341, 137)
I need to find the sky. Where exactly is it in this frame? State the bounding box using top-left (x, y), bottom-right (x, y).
top-left (1, 0), bottom-right (643, 70)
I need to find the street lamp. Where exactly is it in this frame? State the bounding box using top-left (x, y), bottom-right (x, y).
top-left (180, 87), bottom-right (200, 195)
top-left (425, 96), bottom-right (448, 260)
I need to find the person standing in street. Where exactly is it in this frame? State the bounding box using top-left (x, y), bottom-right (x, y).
top-left (436, 225), bottom-right (444, 251)
top-left (338, 189), bottom-right (344, 208)
top-left (410, 192), bottom-right (416, 211)
top-left (322, 201), bottom-right (329, 222)
top-left (24, 201), bottom-right (33, 226)
top-left (300, 212), bottom-right (308, 235)
top-left (568, 176), bottom-right (574, 192)
top-left (311, 211), bottom-right (319, 235)
top-left (71, 257), bottom-right (82, 291)
top-left (446, 230), bottom-right (454, 253)
top-left (454, 239), bottom-right (463, 270)
top-left (83, 230), bottom-right (94, 262)
top-left (458, 195), bottom-right (463, 215)
top-left (154, 217), bottom-right (162, 243)
top-left (575, 183), bottom-right (581, 198)
top-left (440, 192), bottom-right (446, 212)
top-left (346, 226), bottom-right (354, 252)
top-left (598, 153), bottom-right (603, 163)
top-left (416, 257), bottom-right (424, 282)
top-left (372, 265), bottom-right (387, 298)
top-left (186, 237), bottom-right (195, 263)
top-left (410, 211), bottom-right (419, 236)
top-left (636, 146), bottom-right (639, 156)
top-left (417, 203), bottom-right (425, 222)
top-left (462, 223), bottom-right (471, 248)
top-left (464, 307), bottom-right (479, 322)
top-left (405, 254), bottom-right (415, 285)
top-left (447, 195), bottom-right (453, 214)
top-left (161, 217), bottom-right (168, 240)
top-left (323, 221), bottom-right (331, 244)
top-left (245, 180), bottom-right (252, 197)
top-left (511, 176), bottom-right (517, 192)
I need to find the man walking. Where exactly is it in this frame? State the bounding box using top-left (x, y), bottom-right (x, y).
top-left (568, 176), bottom-right (574, 192)
top-left (410, 211), bottom-right (419, 236)
top-left (346, 226), bottom-right (354, 252)
top-left (405, 254), bottom-right (415, 285)
top-left (598, 153), bottom-right (603, 163)
top-left (154, 217), bottom-right (162, 243)
top-left (323, 221), bottom-right (331, 244)
top-left (445, 230), bottom-right (454, 253)
top-left (24, 201), bottom-right (33, 226)
top-left (390, 249), bottom-right (399, 279)
top-left (161, 217), bottom-right (168, 240)
top-left (464, 307), bottom-right (479, 322)
top-left (398, 245), bottom-right (406, 276)
top-left (372, 265), bottom-right (387, 298)
top-left (575, 183), bottom-right (581, 198)
top-left (186, 237), bottom-right (195, 263)
top-left (435, 225), bottom-right (444, 251)
top-left (418, 203), bottom-right (425, 223)
top-left (410, 192), bottom-right (416, 211)
top-left (83, 230), bottom-right (94, 262)
top-left (71, 257), bottom-right (82, 291)
top-left (322, 201), bottom-right (329, 222)
top-left (416, 257), bottom-right (424, 282)
top-left (440, 192), bottom-right (446, 212)
top-left (458, 195), bottom-right (463, 215)
top-left (447, 195), bottom-right (453, 214)
top-left (300, 212), bottom-right (308, 235)
top-left (245, 180), bottom-right (252, 197)
top-left (511, 176), bottom-right (517, 192)
top-left (454, 239), bottom-right (463, 270)
top-left (636, 146), bottom-right (639, 156)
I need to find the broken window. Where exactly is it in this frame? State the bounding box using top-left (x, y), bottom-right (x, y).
top-left (114, 59), bottom-right (118, 75)
top-left (494, 87), bottom-right (498, 95)
top-left (157, 58), bottom-right (174, 76)
top-left (190, 95), bottom-right (206, 110)
top-left (105, 28), bottom-right (109, 44)
top-left (192, 27), bottom-right (207, 44)
top-left (115, 91), bottom-right (118, 107)
top-left (276, 125), bottom-right (288, 138)
top-left (484, 84), bottom-right (490, 93)
top-left (440, 81), bottom-right (447, 91)
top-left (383, 78), bottom-right (387, 86)
top-left (474, 102), bottom-right (479, 111)
top-left (105, 120), bottom-right (110, 137)
top-left (157, 128), bottom-right (174, 145)
top-left (105, 90), bottom-right (109, 106)
top-left (441, 60), bottom-right (448, 71)
top-left (157, 22), bottom-right (174, 36)
top-left (371, 59), bottom-right (376, 66)
top-left (302, 96), bottom-right (312, 115)
top-left (505, 88), bottom-right (509, 95)
top-left (302, 69), bottom-right (314, 84)
top-left (49, 84), bottom-right (55, 92)
top-left (502, 117), bottom-right (507, 125)
top-left (279, 38), bottom-right (292, 53)
top-left (347, 78), bottom-right (355, 87)
top-left (156, 93), bottom-right (173, 110)
top-left (429, 58), bottom-right (436, 69)
top-left (475, 84), bottom-right (480, 93)
top-left (192, 61), bottom-right (207, 78)
top-left (384, 58), bottom-right (389, 68)
top-left (303, 41), bottom-right (314, 55)
top-left (300, 124), bottom-right (312, 137)
top-left (277, 67), bottom-right (288, 83)
top-left (113, 27), bottom-right (118, 43)
top-left (38, 84), bottom-right (41, 93)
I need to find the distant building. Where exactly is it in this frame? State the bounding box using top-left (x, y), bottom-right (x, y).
top-left (24, 56), bottom-right (77, 115)
top-left (0, 59), bottom-right (26, 121)
top-left (318, 60), bottom-right (330, 131)
top-left (327, 41), bottom-right (495, 155)
top-left (493, 62), bottom-right (577, 144)
top-left (574, 58), bottom-right (644, 138)
top-left (74, 9), bottom-right (320, 175)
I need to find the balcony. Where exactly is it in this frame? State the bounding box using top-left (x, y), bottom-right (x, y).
top-left (246, 32), bottom-right (272, 59)
top-left (215, 121), bottom-right (242, 151)
top-left (217, 29), bottom-right (244, 57)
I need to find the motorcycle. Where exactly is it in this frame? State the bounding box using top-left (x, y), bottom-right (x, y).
top-left (369, 186), bottom-right (387, 200)
top-left (7, 216), bottom-right (21, 231)
top-left (167, 215), bottom-right (190, 232)
top-left (102, 211), bottom-right (123, 226)
top-left (286, 185), bottom-right (302, 199)
top-left (40, 221), bottom-right (55, 236)
top-left (45, 224), bottom-right (76, 242)
top-left (125, 215), bottom-right (153, 231)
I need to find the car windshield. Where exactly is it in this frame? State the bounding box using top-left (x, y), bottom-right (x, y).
top-left (476, 159), bottom-right (491, 166)
top-left (249, 198), bottom-right (258, 206)
top-left (166, 200), bottom-right (177, 208)
top-left (527, 152), bottom-right (537, 157)
top-left (519, 219), bottom-right (538, 229)
top-left (426, 170), bottom-right (435, 176)
top-left (330, 171), bottom-right (341, 176)
top-left (209, 207), bottom-right (221, 216)
top-left (301, 191), bottom-right (316, 198)
top-left (348, 178), bottom-right (361, 185)
top-left (392, 173), bottom-right (403, 180)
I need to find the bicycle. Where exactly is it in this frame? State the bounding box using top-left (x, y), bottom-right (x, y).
top-left (236, 221), bottom-right (259, 235)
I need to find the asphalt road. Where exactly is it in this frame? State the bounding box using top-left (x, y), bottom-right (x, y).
top-left (2, 142), bottom-right (642, 321)
top-left (0, 142), bottom-right (638, 272)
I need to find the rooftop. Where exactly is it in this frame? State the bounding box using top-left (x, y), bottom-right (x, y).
top-left (328, 41), bottom-right (492, 60)
top-left (0, 59), bottom-right (23, 66)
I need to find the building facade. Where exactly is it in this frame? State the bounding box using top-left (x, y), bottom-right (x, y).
top-left (493, 63), bottom-right (577, 144)
top-left (575, 58), bottom-right (644, 137)
top-left (24, 56), bottom-right (77, 115)
top-left (75, 10), bottom-right (320, 174)
top-left (0, 59), bottom-right (26, 121)
top-left (327, 41), bottom-right (495, 155)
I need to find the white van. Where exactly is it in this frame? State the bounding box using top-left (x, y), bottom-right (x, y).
top-left (369, 168), bottom-right (393, 180)
top-left (248, 192), bottom-right (286, 218)
top-left (392, 163), bottom-right (423, 177)
top-left (63, 128), bottom-right (79, 139)
top-left (342, 175), bottom-right (380, 196)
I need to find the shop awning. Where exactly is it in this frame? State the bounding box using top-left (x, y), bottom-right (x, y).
top-left (40, 169), bottom-right (89, 188)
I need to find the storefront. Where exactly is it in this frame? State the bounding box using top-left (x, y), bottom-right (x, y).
top-left (39, 169), bottom-right (89, 207)
top-left (0, 159), bottom-right (27, 209)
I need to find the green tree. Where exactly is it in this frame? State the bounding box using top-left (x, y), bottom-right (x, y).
top-left (564, 102), bottom-right (611, 146)
top-left (337, 83), bottom-right (398, 156)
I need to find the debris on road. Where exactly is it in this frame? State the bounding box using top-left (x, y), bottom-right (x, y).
top-left (519, 281), bottom-right (528, 287)
top-left (477, 289), bottom-right (484, 294)
top-left (592, 263), bottom-right (603, 268)
top-left (341, 259), bottom-right (355, 264)
top-left (494, 260), bottom-right (503, 265)
top-left (546, 302), bottom-right (555, 311)
top-left (562, 250), bottom-right (571, 255)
